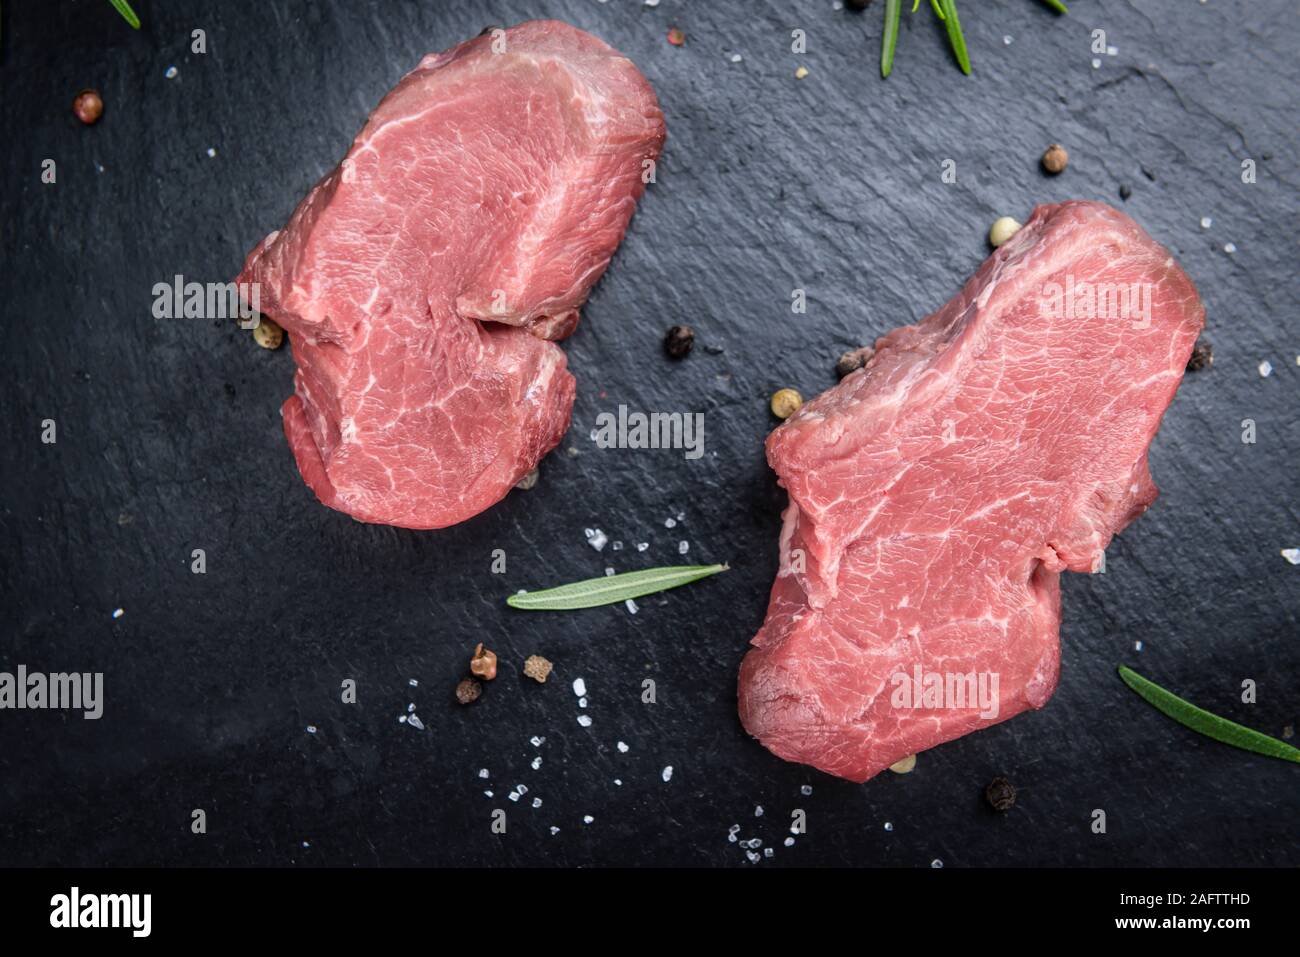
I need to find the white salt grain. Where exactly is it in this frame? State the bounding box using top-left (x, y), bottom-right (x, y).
top-left (800, 785), bottom-right (812, 796)
top-left (764, 847), bottom-right (774, 858)
top-left (530, 736), bottom-right (546, 747)
top-left (306, 725), bottom-right (317, 734)
top-left (1224, 242), bottom-right (1237, 254)
top-left (931, 859), bottom-right (944, 868)
top-left (583, 815), bottom-right (594, 824)
top-left (755, 805), bottom-right (764, 817)
top-left (478, 768), bottom-right (489, 778)
top-left (408, 714), bottom-right (424, 730)
top-left (578, 697), bottom-right (588, 708)
top-left (625, 599), bottom-right (639, 615)
top-left (1259, 360), bottom-right (1273, 377)
top-left (605, 567), bottom-right (615, 577)
top-left (678, 540), bottom-right (689, 555)
top-left (508, 791), bottom-right (520, 802)
top-left (730, 54), bottom-right (743, 63)
top-left (577, 714), bottom-right (593, 727)
top-left (746, 850), bottom-right (759, 863)
top-left (516, 784), bottom-right (528, 795)
top-left (613, 778), bottom-right (622, 786)
top-left (665, 517), bottom-right (677, 528)
top-left (573, 677), bottom-right (587, 697)
top-left (1200, 216), bottom-right (1213, 229)
top-left (617, 741), bottom-right (629, 753)
top-left (1281, 548), bottom-right (1300, 565)
top-left (1091, 58), bottom-right (1101, 69)
top-left (585, 528), bottom-right (608, 551)
top-left (165, 66), bottom-right (178, 79)
top-left (532, 797), bottom-right (542, 808)
top-left (784, 837), bottom-right (796, 847)
top-left (884, 822), bottom-right (894, 831)
top-left (408, 679), bottom-right (418, 687)
top-left (111, 608), bottom-right (124, 619)
top-left (1135, 640), bottom-right (1144, 652)
top-left (531, 756), bottom-right (542, 770)
top-left (662, 765), bottom-right (674, 782)
top-left (550, 826), bottom-right (560, 835)
top-left (484, 790), bottom-right (493, 798)
top-left (636, 542), bottom-right (649, 552)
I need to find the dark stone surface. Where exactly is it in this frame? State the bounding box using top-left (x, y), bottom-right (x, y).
top-left (1, 0), bottom-right (1296, 867)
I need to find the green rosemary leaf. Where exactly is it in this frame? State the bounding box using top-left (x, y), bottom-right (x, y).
top-left (109, 0), bottom-right (141, 30)
top-left (882, 0), bottom-right (902, 78)
top-left (940, 0), bottom-right (972, 74)
top-left (507, 564), bottom-right (728, 611)
top-left (1118, 665), bottom-right (1300, 765)
top-left (1041, 0), bottom-right (1070, 14)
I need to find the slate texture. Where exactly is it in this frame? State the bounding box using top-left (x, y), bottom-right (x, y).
top-left (0, 0), bottom-right (1296, 866)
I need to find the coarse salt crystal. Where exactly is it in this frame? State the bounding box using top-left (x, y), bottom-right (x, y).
top-left (1091, 58), bottom-right (1101, 69)
top-left (409, 679), bottom-right (418, 687)
top-left (931, 859), bottom-right (944, 868)
top-left (398, 715), bottom-right (407, 724)
top-left (746, 850), bottom-right (759, 863)
top-left (577, 714), bottom-right (593, 727)
top-left (755, 805), bottom-right (764, 817)
top-left (531, 736), bottom-right (546, 747)
top-left (585, 528), bottom-right (608, 551)
top-left (617, 741), bottom-right (629, 753)
top-left (1224, 242), bottom-right (1237, 254)
top-left (583, 815), bottom-right (594, 824)
top-left (784, 837), bottom-right (796, 847)
top-left (884, 822), bottom-right (894, 831)
top-left (605, 567), bottom-right (615, 577)
top-left (662, 765), bottom-right (674, 782)
top-left (1135, 640), bottom-right (1144, 652)
top-left (206, 147), bottom-right (217, 158)
top-left (678, 540), bottom-right (689, 555)
top-left (730, 54), bottom-right (743, 63)
top-left (305, 725), bottom-right (317, 734)
top-left (165, 66), bottom-right (178, 79)
top-left (1281, 548), bottom-right (1300, 565)
top-left (614, 778), bottom-right (622, 786)
top-left (573, 677), bottom-right (587, 697)
top-left (516, 784), bottom-right (528, 795)
top-left (111, 608), bottom-right (124, 619)
top-left (532, 797), bottom-right (542, 808)
top-left (1200, 217), bottom-right (1213, 229)
top-left (550, 826), bottom-right (560, 835)
top-left (1259, 360), bottom-right (1273, 377)
top-left (625, 599), bottom-right (639, 615)
top-left (531, 756), bottom-right (542, 770)
top-left (636, 542), bottom-right (649, 552)
top-left (578, 697), bottom-right (588, 708)
top-left (800, 785), bottom-right (812, 796)
top-left (478, 768), bottom-right (489, 778)
top-left (484, 790), bottom-right (493, 798)
top-left (407, 714), bottom-right (424, 730)
top-left (508, 791), bottom-right (520, 802)
top-left (764, 847), bottom-right (774, 858)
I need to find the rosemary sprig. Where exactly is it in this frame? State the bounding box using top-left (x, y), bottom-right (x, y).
top-left (882, 0), bottom-right (1068, 79)
top-left (506, 564), bottom-right (728, 611)
top-left (109, 0), bottom-right (141, 29)
top-left (1118, 665), bottom-right (1300, 765)
top-left (939, 0), bottom-right (971, 75)
top-left (881, 0), bottom-right (901, 78)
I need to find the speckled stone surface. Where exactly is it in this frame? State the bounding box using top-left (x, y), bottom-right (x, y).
top-left (1, 0), bottom-right (1296, 867)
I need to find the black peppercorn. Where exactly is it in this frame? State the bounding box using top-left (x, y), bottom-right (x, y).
top-left (1119, 183), bottom-right (1132, 201)
top-left (664, 325), bottom-right (695, 359)
top-left (455, 677), bottom-right (482, 705)
top-left (835, 345), bottom-right (876, 380)
top-left (1186, 340), bottom-right (1213, 372)
top-left (985, 776), bottom-right (1016, 812)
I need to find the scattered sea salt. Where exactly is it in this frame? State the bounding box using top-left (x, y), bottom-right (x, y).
top-left (784, 837), bottom-right (796, 847)
top-left (111, 608), bottom-right (124, 619)
top-left (931, 859), bottom-right (944, 869)
top-left (531, 736), bottom-right (546, 747)
top-left (1224, 242), bottom-right (1237, 254)
top-left (585, 528), bottom-right (609, 551)
top-left (206, 147), bottom-right (217, 158)
top-left (516, 784), bottom-right (528, 795)
top-left (1200, 216), bottom-right (1213, 229)
top-left (1106, 45), bottom-right (1118, 56)
top-left (508, 791), bottom-right (520, 802)
top-left (165, 65), bottom-right (178, 79)
top-left (617, 741), bottom-right (629, 753)
top-left (532, 797), bottom-right (543, 808)
top-left (644, 0), bottom-right (660, 7)
top-left (613, 778), bottom-right (622, 786)
top-left (531, 756), bottom-right (542, 770)
top-left (611, 540), bottom-right (624, 551)
top-left (755, 805), bottom-right (764, 817)
top-left (484, 790), bottom-right (493, 798)
top-left (577, 715), bottom-right (593, 727)
top-left (573, 677), bottom-right (587, 697)
top-left (550, 826), bottom-right (560, 835)
top-left (583, 815), bottom-right (594, 824)
top-left (478, 768), bottom-right (489, 778)
top-left (408, 679), bottom-right (418, 687)
top-left (730, 53), bottom-right (743, 63)
top-left (578, 697), bottom-right (588, 708)
top-left (728, 832), bottom-right (738, 843)
top-left (605, 567), bottom-right (615, 577)
top-left (1258, 360), bottom-right (1273, 377)
top-left (398, 715), bottom-right (407, 724)
top-left (746, 850), bottom-right (760, 863)
top-left (305, 725), bottom-right (317, 734)
top-left (636, 542), bottom-right (649, 552)
top-left (407, 703), bottom-right (416, 712)
top-left (661, 765), bottom-right (674, 782)
top-left (1091, 58), bottom-right (1102, 69)
top-left (884, 822), bottom-right (894, 831)
top-left (625, 598), bottom-right (639, 615)
top-left (800, 785), bottom-right (812, 796)
top-left (1003, 35), bottom-right (1012, 46)
top-left (407, 714), bottom-right (425, 730)
top-left (678, 540), bottom-right (689, 555)
top-left (1135, 640), bottom-right (1144, 652)
top-left (1281, 548), bottom-right (1300, 565)
top-left (764, 847), bottom-right (774, 858)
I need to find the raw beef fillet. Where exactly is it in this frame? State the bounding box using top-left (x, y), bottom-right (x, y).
top-left (738, 201), bottom-right (1204, 782)
top-left (237, 21), bottom-right (665, 528)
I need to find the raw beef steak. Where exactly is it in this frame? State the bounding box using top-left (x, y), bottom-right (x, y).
top-left (738, 201), bottom-right (1204, 782)
top-left (237, 21), bottom-right (665, 528)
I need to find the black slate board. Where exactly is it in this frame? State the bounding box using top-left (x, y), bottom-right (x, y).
top-left (1, 0), bottom-right (1297, 867)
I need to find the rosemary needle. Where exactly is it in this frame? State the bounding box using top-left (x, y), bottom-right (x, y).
top-left (881, 0), bottom-right (902, 78)
top-left (507, 564), bottom-right (729, 611)
top-left (109, 0), bottom-right (141, 30)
